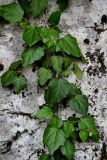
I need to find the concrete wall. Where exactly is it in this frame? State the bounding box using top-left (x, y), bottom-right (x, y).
top-left (0, 0), bottom-right (107, 159)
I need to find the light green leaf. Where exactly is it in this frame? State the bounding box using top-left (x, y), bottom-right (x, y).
top-left (12, 75), bottom-right (27, 94)
top-left (30, 0), bottom-right (48, 18)
top-left (1, 3), bottom-right (24, 23)
top-left (64, 56), bottom-right (73, 69)
top-left (32, 106), bottom-right (53, 119)
top-left (73, 63), bottom-right (83, 80)
top-left (58, 34), bottom-right (83, 58)
top-left (39, 154), bottom-right (49, 160)
top-left (1, 70), bottom-right (18, 88)
top-left (68, 95), bottom-right (88, 115)
top-left (21, 46), bottom-right (44, 67)
top-left (23, 25), bottom-right (41, 46)
top-left (62, 68), bottom-right (71, 77)
top-left (43, 127), bottom-right (65, 154)
top-left (40, 28), bottom-right (59, 48)
top-left (60, 141), bottom-right (75, 160)
top-left (50, 56), bottom-right (64, 74)
top-left (78, 116), bottom-right (99, 142)
top-left (79, 130), bottom-right (88, 142)
top-left (45, 78), bottom-right (71, 105)
top-left (63, 121), bottom-right (74, 138)
top-left (49, 116), bottom-right (63, 128)
top-left (38, 67), bottom-right (53, 86)
top-left (48, 10), bottom-right (61, 25)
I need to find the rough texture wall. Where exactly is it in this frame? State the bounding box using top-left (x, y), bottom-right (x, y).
top-left (0, 0), bottom-right (107, 160)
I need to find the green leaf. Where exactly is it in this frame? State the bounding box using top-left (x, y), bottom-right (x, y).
top-left (49, 116), bottom-right (63, 128)
top-left (50, 56), bottom-right (64, 74)
top-left (45, 78), bottom-right (71, 105)
top-left (63, 121), bottom-right (74, 138)
top-left (58, 34), bottom-right (83, 58)
top-left (60, 141), bottom-right (75, 160)
top-left (43, 127), bottom-right (65, 154)
top-left (29, 0), bottom-right (48, 18)
top-left (32, 106), bottom-right (53, 119)
top-left (23, 25), bottom-right (41, 47)
top-left (38, 67), bottom-right (53, 86)
top-left (9, 60), bottom-right (22, 71)
top-left (21, 46), bottom-right (44, 67)
top-left (19, 21), bottom-right (29, 29)
top-left (79, 130), bottom-right (88, 142)
top-left (1, 3), bottom-right (24, 23)
top-left (40, 28), bottom-right (59, 48)
top-left (12, 75), bottom-right (27, 94)
top-left (18, 0), bottom-right (29, 14)
top-left (1, 70), bottom-right (18, 88)
top-left (78, 116), bottom-right (99, 142)
top-left (73, 64), bottom-right (83, 80)
top-left (69, 83), bottom-right (82, 97)
top-left (56, 0), bottom-right (69, 12)
top-left (48, 10), bottom-right (61, 25)
top-left (62, 68), bottom-right (71, 77)
top-left (68, 95), bottom-right (88, 115)
top-left (64, 56), bottom-right (73, 69)
top-left (39, 154), bottom-right (49, 160)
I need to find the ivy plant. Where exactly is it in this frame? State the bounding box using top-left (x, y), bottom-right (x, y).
top-left (0, 0), bottom-right (99, 160)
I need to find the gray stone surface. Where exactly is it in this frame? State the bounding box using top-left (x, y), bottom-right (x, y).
top-left (0, 0), bottom-right (107, 160)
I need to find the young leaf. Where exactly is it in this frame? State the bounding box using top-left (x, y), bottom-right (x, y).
top-left (68, 95), bottom-right (88, 115)
top-left (62, 68), bottom-right (71, 77)
top-left (43, 127), bottom-right (65, 154)
top-left (39, 154), bottom-right (49, 160)
top-left (48, 10), bottom-right (61, 25)
top-left (60, 141), bottom-right (75, 160)
top-left (33, 106), bottom-right (53, 119)
top-left (12, 75), bottom-right (27, 94)
top-left (21, 46), bottom-right (44, 68)
top-left (73, 63), bottom-right (83, 80)
top-left (29, 0), bottom-right (48, 18)
top-left (56, 0), bottom-right (69, 12)
top-left (45, 78), bottom-right (71, 105)
top-left (63, 121), bottom-right (74, 138)
top-left (9, 60), bottom-right (22, 71)
top-left (79, 130), bottom-right (88, 142)
top-left (50, 56), bottom-right (64, 74)
top-left (23, 25), bottom-right (41, 47)
top-left (38, 67), bottom-right (53, 86)
top-left (64, 56), bottom-right (73, 69)
top-left (1, 70), bottom-right (18, 88)
top-left (49, 116), bottom-right (63, 128)
top-left (40, 28), bottom-right (59, 48)
top-left (1, 3), bottom-right (24, 23)
top-left (78, 116), bottom-right (99, 142)
top-left (58, 34), bottom-right (83, 58)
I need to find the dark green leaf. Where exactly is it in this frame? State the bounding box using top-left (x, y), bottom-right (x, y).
top-left (18, 0), bottom-right (29, 13)
top-left (63, 121), bottom-right (74, 138)
top-left (68, 95), bottom-right (88, 115)
top-left (50, 56), bottom-right (64, 74)
top-left (78, 116), bottom-right (99, 142)
top-left (32, 106), bottom-right (53, 119)
top-left (60, 141), bottom-right (75, 160)
top-left (48, 10), bottom-right (61, 25)
top-left (64, 56), bottom-right (73, 69)
top-left (29, 0), bottom-right (48, 18)
top-left (23, 25), bottom-right (41, 46)
top-left (45, 78), bottom-right (71, 105)
top-left (9, 60), bottom-right (22, 71)
top-left (58, 34), bottom-right (83, 58)
top-left (69, 83), bottom-right (82, 97)
top-left (79, 130), bottom-right (88, 142)
top-left (73, 64), bottom-right (83, 80)
top-left (39, 154), bottom-right (49, 160)
top-left (56, 0), bottom-right (69, 12)
top-left (1, 3), bottom-right (24, 23)
top-left (40, 28), bottom-right (59, 48)
top-left (12, 75), bottom-right (27, 94)
top-left (49, 116), bottom-right (63, 128)
top-left (43, 127), bottom-right (65, 154)
top-left (21, 46), bottom-right (44, 67)
top-left (1, 70), bottom-right (18, 88)
top-left (38, 67), bottom-right (53, 86)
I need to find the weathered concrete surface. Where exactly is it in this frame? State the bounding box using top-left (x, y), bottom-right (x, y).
top-left (0, 0), bottom-right (107, 160)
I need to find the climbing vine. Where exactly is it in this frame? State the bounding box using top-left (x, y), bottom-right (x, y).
top-left (0, 0), bottom-right (99, 159)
